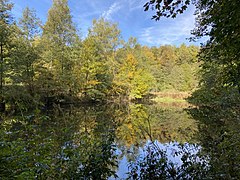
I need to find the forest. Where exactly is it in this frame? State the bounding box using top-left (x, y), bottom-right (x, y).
top-left (0, 0), bottom-right (200, 111)
top-left (0, 0), bottom-right (239, 179)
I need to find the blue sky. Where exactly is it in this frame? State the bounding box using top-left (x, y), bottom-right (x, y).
top-left (11, 0), bottom-right (199, 47)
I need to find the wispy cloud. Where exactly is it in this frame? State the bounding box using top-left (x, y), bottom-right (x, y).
top-left (101, 2), bottom-right (122, 20)
top-left (128, 0), bottom-right (146, 12)
top-left (139, 27), bottom-right (155, 44)
top-left (138, 6), bottom-right (196, 46)
top-left (11, 0), bottom-right (199, 46)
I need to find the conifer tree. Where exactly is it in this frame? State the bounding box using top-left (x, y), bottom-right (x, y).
top-left (16, 7), bottom-right (40, 94)
top-left (0, 0), bottom-right (13, 109)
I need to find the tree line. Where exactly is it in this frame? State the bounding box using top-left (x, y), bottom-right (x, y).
top-left (0, 0), bottom-right (199, 110)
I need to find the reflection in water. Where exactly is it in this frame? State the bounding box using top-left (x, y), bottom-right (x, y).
top-left (0, 103), bottom-right (239, 179)
top-left (0, 105), bottom-right (119, 179)
top-left (116, 104), bottom-right (197, 148)
top-left (188, 106), bottom-right (240, 179)
top-left (117, 141), bottom-right (201, 179)
top-left (127, 141), bottom-right (205, 180)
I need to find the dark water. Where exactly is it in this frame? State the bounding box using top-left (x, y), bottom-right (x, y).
top-left (0, 103), bottom-right (239, 179)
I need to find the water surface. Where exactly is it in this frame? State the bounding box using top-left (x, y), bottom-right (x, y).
top-left (0, 103), bottom-right (239, 179)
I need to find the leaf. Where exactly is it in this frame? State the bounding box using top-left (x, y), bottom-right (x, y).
top-left (144, 5), bottom-right (149, 11)
top-left (143, 2), bottom-right (149, 7)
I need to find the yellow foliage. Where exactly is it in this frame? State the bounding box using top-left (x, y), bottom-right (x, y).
top-left (126, 54), bottom-right (137, 67)
top-left (87, 80), bottom-right (100, 86)
top-left (143, 48), bottom-right (155, 60)
top-left (127, 72), bottom-right (134, 79)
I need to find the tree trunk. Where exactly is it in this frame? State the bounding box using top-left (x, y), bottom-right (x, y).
top-left (0, 42), bottom-right (3, 101)
top-left (238, 64), bottom-right (240, 94)
top-left (0, 42), bottom-right (5, 112)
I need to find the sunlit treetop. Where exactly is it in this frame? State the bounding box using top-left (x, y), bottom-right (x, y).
top-left (0, 0), bottom-right (13, 21)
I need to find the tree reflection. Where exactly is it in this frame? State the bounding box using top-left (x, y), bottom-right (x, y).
top-left (0, 105), bottom-right (119, 179)
top-left (2, 103), bottom-right (233, 179)
top-left (127, 141), bottom-right (207, 180)
top-left (127, 106), bottom-right (240, 179)
top-left (116, 103), bottom-right (197, 151)
top-left (188, 106), bottom-right (240, 179)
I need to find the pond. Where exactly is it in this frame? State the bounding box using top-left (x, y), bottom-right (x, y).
top-left (0, 103), bottom-right (239, 179)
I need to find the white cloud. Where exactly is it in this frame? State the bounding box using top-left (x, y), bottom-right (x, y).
top-left (138, 5), bottom-right (196, 46)
top-left (11, 0), bottom-right (200, 46)
top-left (101, 2), bottom-right (122, 20)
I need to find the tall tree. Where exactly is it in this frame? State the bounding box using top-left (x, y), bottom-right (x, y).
top-left (114, 52), bottom-right (154, 99)
top-left (14, 7), bottom-right (41, 94)
top-left (73, 37), bottom-right (105, 100)
top-left (41, 0), bottom-right (77, 96)
top-left (193, 0), bottom-right (240, 93)
top-left (89, 18), bottom-right (121, 53)
top-left (43, 0), bottom-right (76, 46)
top-left (0, 0), bottom-right (13, 108)
top-left (19, 7), bottom-right (41, 40)
top-left (88, 18), bottom-right (121, 97)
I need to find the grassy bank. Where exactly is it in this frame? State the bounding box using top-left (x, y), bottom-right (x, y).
top-left (150, 92), bottom-right (190, 104)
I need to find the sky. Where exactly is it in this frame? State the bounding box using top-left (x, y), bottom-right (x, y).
top-left (11, 0), bottom-right (200, 47)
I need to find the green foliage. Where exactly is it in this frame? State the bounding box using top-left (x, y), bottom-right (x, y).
top-left (0, 102), bottom-right (200, 179)
top-left (89, 18), bottom-right (121, 53)
top-left (127, 142), bottom-right (208, 180)
top-left (149, 44), bottom-right (199, 92)
top-left (19, 7), bottom-right (41, 40)
top-left (0, 0), bottom-right (200, 108)
top-left (169, 63), bottom-right (198, 91)
top-left (0, 0), bottom-right (13, 41)
top-left (85, 18), bottom-right (121, 99)
top-left (1, 100), bottom-right (239, 179)
top-left (188, 59), bottom-right (240, 106)
top-left (193, 0), bottom-right (240, 100)
top-left (0, 0), bottom-right (13, 102)
top-left (43, 0), bottom-right (76, 46)
top-left (144, 0), bottom-right (240, 104)
top-left (130, 70), bottom-right (155, 99)
top-left (74, 37), bottom-right (103, 97)
top-left (188, 106), bottom-right (240, 179)
top-left (0, 105), bottom-right (121, 179)
top-left (0, 1), bottom-right (239, 179)
top-left (40, 0), bottom-right (77, 97)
